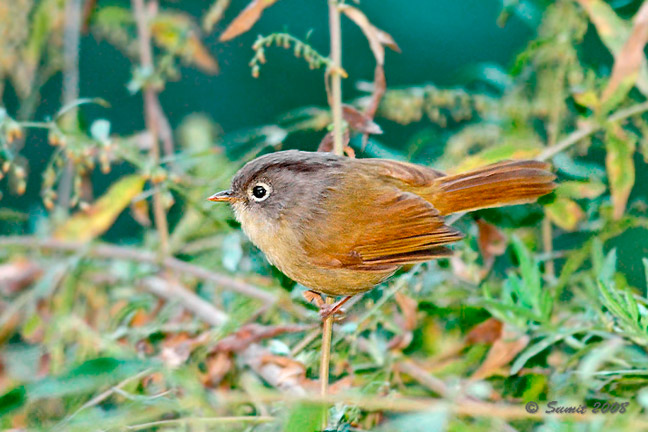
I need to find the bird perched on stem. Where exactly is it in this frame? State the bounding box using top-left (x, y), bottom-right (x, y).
top-left (209, 150), bottom-right (556, 318)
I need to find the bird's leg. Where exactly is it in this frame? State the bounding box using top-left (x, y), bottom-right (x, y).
top-left (319, 295), bottom-right (353, 319)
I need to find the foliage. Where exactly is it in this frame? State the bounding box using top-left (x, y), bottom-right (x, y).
top-left (1, 0), bottom-right (648, 431)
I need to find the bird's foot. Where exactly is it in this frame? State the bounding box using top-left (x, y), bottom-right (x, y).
top-left (302, 291), bottom-right (353, 321)
top-left (318, 296), bottom-right (353, 320)
top-left (318, 303), bottom-right (347, 320)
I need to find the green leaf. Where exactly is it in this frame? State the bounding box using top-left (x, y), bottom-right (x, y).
top-left (605, 125), bottom-right (636, 220)
top-left (55, 98), bottom-right (110, 121)
top-left (600, 248), bottom-right (618, 286)
top-left (284, 402), bottom-right (326, 432)
top-left (0, 386), bottom-right (27, 417)
top-left (27, 358), bottom-right (151, 400)
top-left (555, 180), bottom-right (606, 200)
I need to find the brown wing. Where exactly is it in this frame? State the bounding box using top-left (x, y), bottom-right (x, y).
top-left (302, 168), bottom-right (462, 272)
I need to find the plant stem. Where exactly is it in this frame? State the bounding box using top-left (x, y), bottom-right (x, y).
top-left (132, 0), bottom-right (170, 256)
top-left (538, 100), bottom-right (648, 161)
top-left (542, 218), bottom-right (555, 279)
top-left (58, 0), bottom-right (82, 211)
top-left (0, 236), bottom-right (275, 304)
top-left (320, 0), bottom-right (344, 426)
top-left (328, 0), bottom-right (344, 156)
top-left (320, 296), bottom-right (335, 395)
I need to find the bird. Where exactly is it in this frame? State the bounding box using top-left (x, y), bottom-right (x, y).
top-left (209, 150), bottom-right (556, 317)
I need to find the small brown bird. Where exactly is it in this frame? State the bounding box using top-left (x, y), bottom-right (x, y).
top-left (209, 150), bottom-right (555, 317)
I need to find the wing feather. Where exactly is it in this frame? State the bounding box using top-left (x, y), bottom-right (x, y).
top-left (302, 170), bottom-right (462, 272)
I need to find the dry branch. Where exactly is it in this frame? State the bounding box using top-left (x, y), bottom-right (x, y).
top-left (0, 236), bottom-right (276, 304)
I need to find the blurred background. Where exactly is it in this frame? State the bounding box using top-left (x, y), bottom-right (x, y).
top-left (2, 0), bottom-right (648, 430)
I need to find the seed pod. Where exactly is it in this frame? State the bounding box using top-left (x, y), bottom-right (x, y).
top-left (16, 179), bottom-right (26, 195)
top-left (257, 48), bottom-right (266, 64)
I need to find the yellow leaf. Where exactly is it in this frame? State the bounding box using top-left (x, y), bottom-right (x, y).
top-left (204, 0), bottom-right (231, 32)
top-left (555, 180), bottom-right (606, 200)
top-left (339, 5), bottom-right (400, 66)
top-left (546, 197), bottom-right (585, 231)
top-left (452, 143), bottom-right (541, 173)
top-left (605, 125), bottom-right (636, 220)
top-left (54, 175), bottom-right (146, 242)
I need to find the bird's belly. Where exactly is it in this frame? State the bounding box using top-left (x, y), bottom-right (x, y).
top-left (243, 220), bottom-right (394, 296)
top-left (285, 265), bottom-right (396, 296)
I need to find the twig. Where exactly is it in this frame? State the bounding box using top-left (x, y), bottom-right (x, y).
top-left (126, 416), bottom-right (275, 430)
top-left (55, 369), bottom-right (153, 431)
top-left (537, 100), bottom-right (648, 161)
top-left (132, 0), bottom-right (170, 255)
top-left (0, 236), bottom-right (275, 304)
top-left (142, 276), bottom-right (228, 326)
top-left (395, 359), bottom-right (450, 397)
top-left (58, 0), bottom-right (82, 210)
top-left (542, 218), bottom-right (555, 279)
top-left (216, 392), bottom-right (648, 425)
top-left (291, 328), bottom-right (321, 356)
top-left (320, 1), bottom-right (345, 423)
top-left (320, 296), bottom-right (335, 397)
top-left (328, 0), bottom-right (344, 156)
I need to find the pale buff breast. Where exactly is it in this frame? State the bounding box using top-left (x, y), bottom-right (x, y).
top-left (235, 203), bottom-right (393, 295)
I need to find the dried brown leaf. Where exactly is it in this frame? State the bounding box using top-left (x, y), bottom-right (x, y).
top-left (0, 258), bottom-right (42, 294)
top-left (365, 64), bottom-right (387, 119)
top-left (339, 5), bottom-right (400, 65)
top-left (202, 352), bottom-right (234, 387)
top-left (317, 129), bottom-right (350, 153)
top-left (130, 199), bottom-right (151, 227)
top-left (219, 0), bottom-right (280, 42)
top-left (342, 105), bottom-right (383, 135)
top-left (239, 344), bottom-right (307, 394)
top-left (602, 2), bottom-right (648, 105)
top-left (471, 326), bottom-right (529, 380)
top-left (394, 292), bottom-right (417, 331)
top-left (388, 292), bottom-right (418, 350)
top-left (214, 323), bottom-right (310, 353)
top-left (466, 318), bottom-right (503, 345)
top-left (476, 219), bottom-right (506, 266)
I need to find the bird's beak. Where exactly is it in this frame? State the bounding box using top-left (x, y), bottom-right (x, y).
top-left (207, 190), bottom-right (235, 203)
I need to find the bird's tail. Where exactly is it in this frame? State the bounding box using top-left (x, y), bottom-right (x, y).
top-left (430, 160), bottom-right (556, 215)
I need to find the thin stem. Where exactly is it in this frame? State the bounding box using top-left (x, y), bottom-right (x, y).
top-left (58, 0), bottom-right (82, 211)
top-left (132, 0), bottom-right (170, 256)
top-left (320, 1), bottom-right (344, 426)
top-left (0, 236), bottom-right (276, 304)
top-left (126, 417), bottom-right (275, 430)
top-left (320, 296), bottom-right (335, 396)
top-left (538, 100), bottom-right (648, 161)
top-left (328, 0), bottom-right (344, 156)
top-left (542, 218), bottom-right (555, 279)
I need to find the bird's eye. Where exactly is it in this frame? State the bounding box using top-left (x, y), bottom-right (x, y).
top-left (250, 182), bottom-right (271, 202)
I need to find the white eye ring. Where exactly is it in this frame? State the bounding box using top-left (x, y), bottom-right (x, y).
top-left (249, 182), bottom-right (272, 202)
